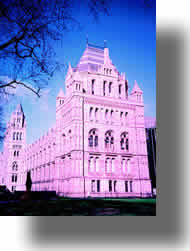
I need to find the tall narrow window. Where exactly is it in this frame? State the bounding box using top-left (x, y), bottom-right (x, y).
top-left (95, 108), bottom-right (98, 120)
top-left (97, 180), bottom-right (100, 192)
top-left (127, 159), bottom-right (130, 173)
top-left (103, 81), bottom-right (106, 96)
top-left (125, 181), bottom-right (128, 192)
top-left (89, 107), bottom-right (93, 120)
top-left (13, 132), bottom-right (16, 140)
top-left (92, 79), bottom-right (95, 95)
top-left (111, 158), bottom-right (115, 172)
top-left (17, 151), bottom-right (19, 157)
top-left (126, 138), bottom-right (129, 151)
top-left (125, 80), bottom-right (128, 99)
top-left (20, 132), bottom-right (22, 140)
top-left (130, 181), bottom-right (133, 192)
top-left (109, 180), bottom-right (112, 192)
top-left (91, 180), bottom-right (95, 192)
top-left (14, 151), bottom-right (16, 157)
top-left (89, 129), bottom-right (98, 148)
top-left (105, 109), bottom-right (108, 120)
top-left (95, 157), bottom-right (99, 172)
top-left (125, 112), bottom-right (128, 121)
top-left (114, 181), bottom-right (117, 192)
top-left (94, 135), bottom-right (98, 147)
top-left (122, 159), bottom-right (125, 173)
top-left (109, 82), bottom-right (112, 95)
top-left (120, 132), bottom-right (129, 151)
top-left (110, 110), bottom-right (114, 120)
top-left (105, 130), bottom-right (114, 150)
top-left (106, 158), bottom-right (110, 172)
top-left (120, 111), bottom-right (123, 120)
top-left (16, 132), bottom-right (19, 140)
top-left (119, 84), bottom-right (122, 95)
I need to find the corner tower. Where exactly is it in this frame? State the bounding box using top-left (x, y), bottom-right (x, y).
top-left (3, 104), bottom-right (26, 191)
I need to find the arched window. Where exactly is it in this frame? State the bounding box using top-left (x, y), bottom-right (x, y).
top-left (20, 132), bottom-right (22, 140)
top-left (88, 129), bottom-right (98, 148)
top-left (12, 161), bottom-right (18, 171)
top-left (92, 79), bottom-right (95, 95)
top-left (120, 132), bottom-right (129, 151)
top-left (105, 130), bottom-right (114, 150)
top-left (17, 151), bottom-right (19, 157)
top-left (14, 151), bottom-right (16, 156)
top-left (110, 69), bottom-right (112, 75)
top-left (13, 132), bottom-right (16, 140)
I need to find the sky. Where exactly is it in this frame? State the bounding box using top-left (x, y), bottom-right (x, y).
top-left (1, 0), bottom-right (156, 147)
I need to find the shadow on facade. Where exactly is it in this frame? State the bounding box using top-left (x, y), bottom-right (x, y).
top-left (28, 27), bottom-right (185, 246)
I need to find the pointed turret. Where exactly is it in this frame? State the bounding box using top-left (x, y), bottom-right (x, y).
top-left (57, 88), bottom-right (65, 98)
top-left (15, 103), bottom-right (24, 114)
top-left (130, 80), bottom-right (143, 103)
top-left (56, 88), bottom-right (65, 107)
top-left (131, 80), bottom-right (143, 95)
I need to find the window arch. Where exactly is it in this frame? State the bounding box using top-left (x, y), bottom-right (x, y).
top-left (120, 132), bottom-right (129, 151)
top-left (105, 130), bottom-right (114, 149)
top-left (20, 132), bottom-right (22, 140)
top-left (13, 151), bottom-right (16, 157)
top-left (88, 129), bottom-right (98, 147)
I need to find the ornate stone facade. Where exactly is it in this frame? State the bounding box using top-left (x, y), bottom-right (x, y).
top-left (0, 43), bottom-right (152, 197)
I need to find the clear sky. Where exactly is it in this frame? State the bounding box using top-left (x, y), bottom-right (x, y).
top-left (2, 0), bottom-right (156, 146)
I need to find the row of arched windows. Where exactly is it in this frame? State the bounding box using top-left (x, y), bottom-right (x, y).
top-left (89, 156), bottom-right (130, 174)
top-left (88, 129), bottom-right (129, 151)
top-left (13, 151), bottom-right (19, 157)
top-left (13, 132), bottom-right (22, 140)
top-left (104, 68), bottom-right (112, 75)
top-left (91, 180), bottom-right (133, 193)
top-left (89, 107), bottom-right (128, 122)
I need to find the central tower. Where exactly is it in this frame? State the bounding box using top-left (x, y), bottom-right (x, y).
top-left (55, 41), bottom-right (151, 197)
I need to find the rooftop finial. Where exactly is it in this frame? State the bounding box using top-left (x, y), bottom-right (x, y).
top-left (104, 40), bottom-right (107, 48)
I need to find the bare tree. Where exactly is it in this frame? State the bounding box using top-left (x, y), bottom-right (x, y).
top-left (0, 0), bottom-right (110, 142)
top-left (0, 0), bottom-right (109, 96)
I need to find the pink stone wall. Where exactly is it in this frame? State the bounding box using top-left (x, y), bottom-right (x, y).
top-left (0, 44), bottom-right (152, 197)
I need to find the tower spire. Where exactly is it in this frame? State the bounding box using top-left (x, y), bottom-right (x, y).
top-left (104, 40), bottom-right (107, 48)
top-left (86, 34), bottom-right (88, 47)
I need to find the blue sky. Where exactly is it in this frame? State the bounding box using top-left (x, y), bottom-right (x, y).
top-left (2, 0), bottom-right (156, 146)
